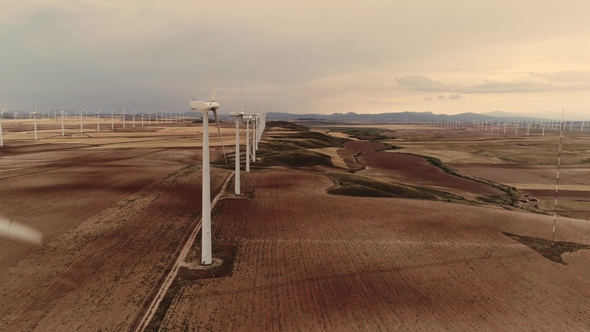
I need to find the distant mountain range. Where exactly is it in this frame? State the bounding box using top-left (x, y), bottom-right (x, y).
top-left (266, 111), bottom-right (575, 122)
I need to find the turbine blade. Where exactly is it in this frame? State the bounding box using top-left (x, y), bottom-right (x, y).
top-left (211, 40), bottom-right (216, 101)
top-left (0, 217), bottom-right (43, 245)
top-left (240, 83), bottom-right (243, 113)
top-left (213, 109), bottom-right (227, 165)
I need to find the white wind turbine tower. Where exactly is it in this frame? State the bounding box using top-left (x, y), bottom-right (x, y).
top-left (0, 107), bottom-right (5, 147)
top-left (189, 47), bottom-right (228, 266)
top-left (251, 115), bottom-right (257, 162)
top-left (79, 109), bottom-right (85, 133)
top-left (148, 110), bottom-right (151, 125)
top-left (230, 84), bottom-right (246, 193)
top-left (244, 115), bottom-right (252, 172)
top-left (132, 111), bottom-right (136, 127)
top-left (141, 111), bottom-right (144, 127)
top-left (60, 109), bottom-right (65, 136)
top-left (31, 110), bottom-right (39, 140)
top-left (111, 110), bottom-right (115, 130)
top-left (96, 110), bottom-right (101, 133)
top-left (230, 108), bottom-right (244, 195)
top-left (122, 109), bottom-right (126, 128)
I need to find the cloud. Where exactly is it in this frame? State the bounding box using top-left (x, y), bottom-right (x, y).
top-left (396, 75), bottom-right (590, 94)
top-left (530, 70), bottom-right (590, 82)
top-left (368, 101), bottom-right (400, 105)
top-left (2, 1), bottom-right (590, 116)
top-left (395, 75), bottom-right (461, 92)
top-left (437, 95), bottom-right (446, 99)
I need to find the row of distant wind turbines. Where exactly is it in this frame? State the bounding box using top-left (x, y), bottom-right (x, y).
top-left (190, 75), bottom-right (266, 265)
top-left (0, 108), bottom-right (188, 146)
top-left (424, 118), bottom-right (586, 136)
top-left (0, 103), bottom-right (267, 251)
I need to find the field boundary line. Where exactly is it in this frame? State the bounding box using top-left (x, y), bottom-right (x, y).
top-left (133, 170), bottom-right (234, 332)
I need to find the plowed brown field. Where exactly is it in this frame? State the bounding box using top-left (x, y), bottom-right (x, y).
top-left (0, 144), bottom-right (203, 270)
top-left (0, 155), bottom-right (231, 331)
top-left (3, 120), bottom-right (590, 331)
top-left (160, 170), bottom-right (590, 331)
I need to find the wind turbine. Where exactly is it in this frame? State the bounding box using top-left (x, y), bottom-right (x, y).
top-left (251, 115), bottom-right (257, 162)
top-left (148, 110), bottom-right (151, 125)
top-left (0, 107), bottom-right (5, 147)
top-left (79, 109), bottom-right (85, 133)
top-left (141, 111), bottom-right (144, 127)
top-left (31, 110), bottom-right (39, 140)
top-left (132, 111), bottom-right (136, 128)
top-left (189, 46), bottom-right (227, 266)
top-left (230, 84), bottom-right (246, 194)
top-left (122, 109), bottom-right (126, 128)
top-left (244, 115), bottom-right (252, 172)
top-left (96, 110), bottom-right (101, 133)
top-left (230, 109), bottom-right (244, 195)
top-left (111, 110), bottom-right (115, 130)
top-left (60, 109), bottom-right (65, 136)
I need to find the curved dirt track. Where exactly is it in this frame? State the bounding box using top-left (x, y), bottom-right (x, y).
top-left (344, 141), bottom-right (503, 200)
top-left (159, 170), bottom-right (590, 331)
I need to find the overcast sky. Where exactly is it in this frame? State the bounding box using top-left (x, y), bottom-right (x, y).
top-left (1, 0), bottom-right (589, 119)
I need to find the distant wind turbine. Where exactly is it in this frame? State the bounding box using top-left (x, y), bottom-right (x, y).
top-left (244, 115), bottom-right (252, 172)
top-left (230, 109), bottom-right (244, 195)
top-left (79, 109), bottom-right (85, 133)
top-left (60, 106), bottom-right (65, 137)
top-left (0, 107), bottom-right (5, 146)
top-left (31, 109), bottom-right (39, 140)
top-left (96, 110), bottom-right (101, 133)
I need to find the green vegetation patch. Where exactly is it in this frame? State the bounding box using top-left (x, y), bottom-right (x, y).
top-left (327, 127), bottom-right (395, 141)
top-left (376, 143), bottom-right (404, 151)
top-left (476, 194), bottom-right (513, 205)
top-left (265, 121), bottom-right (347, 148)
top-left (503, 232), bottom-right (590, 265)
top-left (420, 154), bottom-right (527, 209)
top-left (267, 121), bottom-right (310, 132)
top-left (327, 172), bottom-right (437, 200)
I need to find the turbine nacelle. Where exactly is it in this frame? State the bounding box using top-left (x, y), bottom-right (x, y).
top-left (229, 110), bottom-right (244, 117)
top-left (190, 101), bottom-right (219, 112)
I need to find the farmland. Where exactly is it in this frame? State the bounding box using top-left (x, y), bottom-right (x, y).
top-left (1, 118), bottom-right (590, 331)
top-left (159, 170), bottom-right (590, 331)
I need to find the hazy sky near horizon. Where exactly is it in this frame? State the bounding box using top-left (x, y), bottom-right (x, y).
top-left (1, 0), bottom-right (589, 118)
